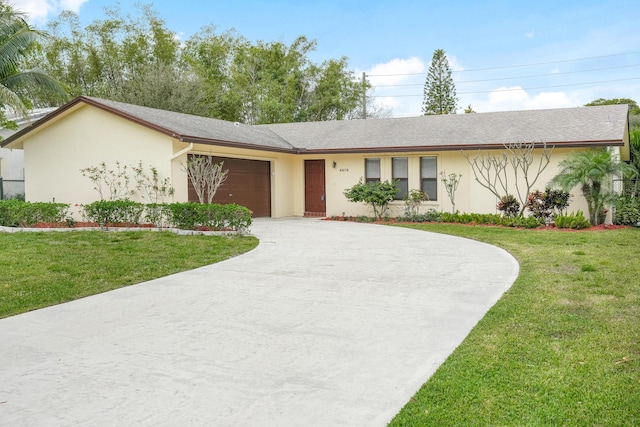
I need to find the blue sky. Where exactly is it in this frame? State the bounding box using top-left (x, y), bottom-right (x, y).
top-left (15, 0), bottom-right (640, 117)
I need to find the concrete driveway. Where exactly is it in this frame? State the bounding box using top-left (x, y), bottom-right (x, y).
top-left (0, 218), bottom-right (518, 426)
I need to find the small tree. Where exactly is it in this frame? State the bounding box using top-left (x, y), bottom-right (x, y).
top-left (343, 179), bottom-right (399, 219)
top-left (551, 148), bottom-right (636, 225)
top-left (440, 171), bottom-right (461, 213)
top-left (463, 141), bottom-right (553, 215)
top-left (80, 161), bottom-right (134, 200)
top-left (183, 155), bottom-right (228, 204)
top-left (131, 161), bottom-right (175, 204)
top-left (422, 49), bottom-right (458, 115)
top-left (405, 189), bottom-right (428, 215)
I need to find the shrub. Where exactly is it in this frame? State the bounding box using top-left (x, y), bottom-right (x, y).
top-left (554, 211), bottom-right (591, 230)
top-left (525, 187), bottom-right (572, 222)
top-left (500, 215), bottom-right (543, 229)
top-left (613, 195), bottom-right (640, 226)
top-left (0, 200), bottom-right (69, 227)
top-left (144, 203), bottom-right (169, 228)
top-left (164, 202), bottom-right (252, 231)
top-left (497, 194), bottom-right (520, 218)
top-left (398, 208), bottom-right (442, 223)
top-left (404, 189), bottom-right (428, 215)
top-left (82, 199), bottom-right (144, 226)
top-left (344, 179), bottom-right (399, 220)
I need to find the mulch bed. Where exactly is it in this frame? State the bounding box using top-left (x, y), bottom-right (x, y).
top-left (29, 222), bottom-right (156, 229)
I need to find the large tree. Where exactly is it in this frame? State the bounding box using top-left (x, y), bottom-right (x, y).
top-left (0, 2), bottom-right (67, 129)
top-left (37, 5), bottom-right (188, 108)
top-left (37, 4), bottom-right (371, 124)
top-left (183, 29), bottom-right (367, 124)
top-left (550, 148), bottom-right (636, 225)
top-left (422, 49), bottom-right (457, 115)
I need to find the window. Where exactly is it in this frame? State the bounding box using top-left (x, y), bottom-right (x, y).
top-left (392, 157), bottom-right (408, 200)
top-left (365, 158), bottom-right (380, 182)
top-left (420, 156), bottom-right (437, 201)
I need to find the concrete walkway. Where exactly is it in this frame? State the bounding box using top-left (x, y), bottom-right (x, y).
top-left (0, 218), bottom-right (518, 426)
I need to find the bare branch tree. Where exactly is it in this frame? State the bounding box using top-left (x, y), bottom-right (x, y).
top-left (182, 155), bottom-right (229, 204)
top-left (462, 151), bottom-right (509, 199)
top-left (463, 141), bottom-right (554, 215)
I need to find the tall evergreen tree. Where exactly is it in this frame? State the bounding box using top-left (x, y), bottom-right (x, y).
top-left (422, 49), bottom-right (457, 115)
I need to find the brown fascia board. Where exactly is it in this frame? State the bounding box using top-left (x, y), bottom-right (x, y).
top-left (181, 135), bottom-right (297, 154)
top-left (0, 99), bottom-right (79, 147)
top-left (1, 96), bottom-right (178, 147)
top-left (301, 139), bottom-right (624, 155)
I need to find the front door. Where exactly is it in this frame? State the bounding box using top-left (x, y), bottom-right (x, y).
top-left (304, 160), bottom-right (326, 217)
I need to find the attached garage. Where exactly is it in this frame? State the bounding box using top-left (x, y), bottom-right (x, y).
top-left (187, 155), bottom-right (272, 217)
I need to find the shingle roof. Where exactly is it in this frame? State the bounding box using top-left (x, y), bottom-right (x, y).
top-left (0, 96), bottom-right (294, 152)
top-left (83, 97), bottom-right (295, 151)
top-left (261, 104), bottom-right (629, 152)
top-left (1, 97), bottom-right (629, 152)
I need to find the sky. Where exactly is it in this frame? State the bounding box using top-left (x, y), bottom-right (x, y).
top-left (12, 0), bottom-right (640, 117)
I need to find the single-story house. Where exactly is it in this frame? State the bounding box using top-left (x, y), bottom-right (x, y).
top-left (0, 96), bottom-right (630, 219)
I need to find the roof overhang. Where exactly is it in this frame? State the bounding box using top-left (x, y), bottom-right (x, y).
top-left (299, 139), bottom-right (624, 155)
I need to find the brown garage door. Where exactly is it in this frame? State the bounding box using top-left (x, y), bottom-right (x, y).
top-left (187, 155), bottom-right (271, 217)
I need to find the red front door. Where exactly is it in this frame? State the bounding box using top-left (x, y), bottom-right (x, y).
top-left (304, 160), bottom-right (326, 216)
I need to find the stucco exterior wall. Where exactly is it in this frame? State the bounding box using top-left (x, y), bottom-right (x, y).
top-left (317, 147), bottom-right (590, 218)
top-left (22, 105), bottom-right (174, 209)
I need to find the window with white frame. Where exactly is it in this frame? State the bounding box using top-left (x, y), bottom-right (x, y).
top-left (365, 158), bottom-right (381, 182)
top-left (420, 156), bottom-right (437, 201)
top-left (392, 157), bottom-right (408, 200)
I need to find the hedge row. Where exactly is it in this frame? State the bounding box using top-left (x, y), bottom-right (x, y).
top-left (398, 209), bottom-right (591, 229)
top-left (0, 200), bottom-right (252, 231)
top-left (0, 199), bottom-right (70, 227)
top-left (398, 210), bottom-right (544, 228)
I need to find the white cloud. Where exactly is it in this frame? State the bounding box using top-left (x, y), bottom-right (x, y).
top-left (11, 0), bottom-right (88, 23)
top-left (362, 57), bottom-right (427, 117)
top-left (447, 55), bottom-right (464, 72)
top-left (524, 31), bottom-right (535, 38)
top-left (472, 86), bottom-right (576, 112)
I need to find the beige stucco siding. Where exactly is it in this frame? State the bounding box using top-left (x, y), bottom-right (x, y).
top-left (23, 105), bottom-right (174, 207)
top-left (319, 148), bottom-right (591, 218)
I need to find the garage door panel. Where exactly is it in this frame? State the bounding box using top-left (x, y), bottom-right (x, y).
top-left (187, 155), bottom-right (271, 217)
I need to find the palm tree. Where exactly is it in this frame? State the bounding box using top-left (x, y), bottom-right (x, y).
top-left (551, 148), bottom-right (637, 225)
top-left (0, 3), bottom-right (67, 126)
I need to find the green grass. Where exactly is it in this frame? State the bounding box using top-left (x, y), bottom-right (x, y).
top-left (0, 231), bottom-right (258, 318)
top-left (389, 224), bottom-right (640, 427)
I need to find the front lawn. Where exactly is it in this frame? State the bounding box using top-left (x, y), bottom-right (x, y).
top-left (0, 231), bottom-right (258, 318)
top-left (389, 224), bottom-right (640, 426)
